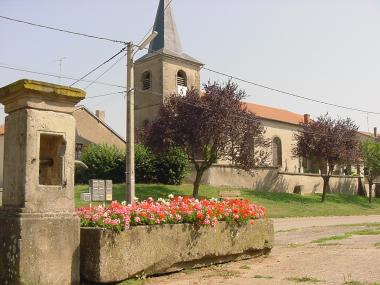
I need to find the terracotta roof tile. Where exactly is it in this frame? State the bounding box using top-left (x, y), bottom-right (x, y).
top-left (244, 102), bottom-right (305, 125)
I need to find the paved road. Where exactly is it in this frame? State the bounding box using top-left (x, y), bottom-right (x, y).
top-left (273, 215), bottom-right (380, 231)
top-left (147, 215), bottom-right (380, 285)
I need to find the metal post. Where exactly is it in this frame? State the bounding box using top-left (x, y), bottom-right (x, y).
top-left (126, 42), bottom-right (135, 204)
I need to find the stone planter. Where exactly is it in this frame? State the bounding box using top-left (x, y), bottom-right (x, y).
top-left (80, 219), bottom-right (274, 283)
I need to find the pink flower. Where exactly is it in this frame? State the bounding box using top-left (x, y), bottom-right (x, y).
top-left (134, 217), bottom-right (141, 223)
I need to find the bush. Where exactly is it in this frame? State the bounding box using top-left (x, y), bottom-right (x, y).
top-left (75, 143), bottom-right (189, 185)
top-left (135, 144), bottom-right (155, 183)
top-left (76, 144), bottom-right (125, 184)
top-left (155, 147), bottom-right (190, 185)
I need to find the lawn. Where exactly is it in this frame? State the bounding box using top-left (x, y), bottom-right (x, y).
top-left (75, 184), bottom-right (380, 218)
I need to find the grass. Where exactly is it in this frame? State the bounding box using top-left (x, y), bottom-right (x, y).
top-left (285, 276), bottom-right (323, 283)
top-left (374, 242), bottom-right (380, 248)
top-left (346, 229), bottom-right (380, 236)
top-left (312, 234), bottom-right (352, 244)
top-left (75, 183), bottom-right (380, 218)
top-left (312, 228), bottom-right (380, 244)
top-left (253, 275), bottom-right (273, 279)
top-left (344, 281), bottom-right (380, 285)
top-left (117, 279), bottom-right (147, 285)
top-left (203, 269), bottom-right (241, 279)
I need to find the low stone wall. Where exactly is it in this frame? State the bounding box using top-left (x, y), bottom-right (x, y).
top-left (80, 219), bottom-right (274, 283)
top-left (189, 165), bottom-right (364, 194)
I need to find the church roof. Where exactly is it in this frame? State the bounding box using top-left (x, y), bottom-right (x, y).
top-left (136, 0), bottom-right (202, 65)
top-left (244, 102), bottom-right (306, 126)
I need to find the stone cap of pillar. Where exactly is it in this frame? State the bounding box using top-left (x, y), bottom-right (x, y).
top-left (0, 79), bottom-right (86, 114)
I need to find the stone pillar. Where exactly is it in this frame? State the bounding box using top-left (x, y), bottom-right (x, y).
top-left (0, 79), bottom-right (85, 285)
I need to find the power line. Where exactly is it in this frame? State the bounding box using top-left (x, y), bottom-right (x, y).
top-left (70, 46), bottom-right (126, 87)
top-left (134, 42), bottom-right (380, 116)
top-left (202, 67), bottom-right (380, 115)
top-left (0, 64), bottom-right (126, 89)
top-left (84, 53), bottom-right (126, 90)
top-left (84, 91), bottom-right (125, 100)
top-left (0, 15), bottom-right (127, 44)
top-left (2, 11), bottom-right (378, 116)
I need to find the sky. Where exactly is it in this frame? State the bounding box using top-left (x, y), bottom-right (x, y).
top-left (1, 0), bottom-right (380, 137)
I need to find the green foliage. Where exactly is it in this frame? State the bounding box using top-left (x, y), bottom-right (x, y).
top-left (75, 184), bottom-right (380, 217)
top-left (76, 144), bottom-right (125, 183)
top-left (76, 143), bottom-right (189, 185)
top-left (361, 139), bottom-right (380, 181)
top-left (135, 144), bottom-right (156, 183)
top-left (155, 147), bottom-right (190, 185)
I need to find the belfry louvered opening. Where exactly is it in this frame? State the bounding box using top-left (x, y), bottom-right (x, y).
top-left (177, 70), bottom-right (187, 87)
top-left (142, 71), bottom-right (151, 90)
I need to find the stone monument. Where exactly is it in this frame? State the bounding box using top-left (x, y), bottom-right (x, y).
top-left (0, 79), bottom-right (85, 284)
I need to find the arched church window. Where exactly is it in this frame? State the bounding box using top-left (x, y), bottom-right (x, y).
top-left (142, 71), bottom-right (151, 90)
top-left (272, 137), bottom-right (282, 167)
top-left (176, 70), bottom-right (187, 87)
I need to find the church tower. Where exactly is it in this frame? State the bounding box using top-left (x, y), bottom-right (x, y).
top-left (134, 0), bottom-right (203, 129)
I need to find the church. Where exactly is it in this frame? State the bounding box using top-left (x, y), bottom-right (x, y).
top-left (133, 0), bottom-right (370, 195)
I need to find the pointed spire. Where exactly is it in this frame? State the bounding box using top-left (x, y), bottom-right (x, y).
top-left (149, 0), bottom-right (183, 54)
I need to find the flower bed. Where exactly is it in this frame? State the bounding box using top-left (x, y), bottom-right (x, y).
top-left (79, 196), bottom-right (273, 283)
top-left (77, 196), bottom-right (266, 231)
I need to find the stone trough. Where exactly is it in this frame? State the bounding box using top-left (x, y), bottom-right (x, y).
top-left (80, 219), bottom-right (274, 283)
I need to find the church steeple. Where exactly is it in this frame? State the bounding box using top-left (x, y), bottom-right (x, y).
top-left (134, 0), bottom-right (203, 129)
top-left (149, 0), bottom-right (183, 55)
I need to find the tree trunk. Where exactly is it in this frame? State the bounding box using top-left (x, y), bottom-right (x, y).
top-left (321, 175), bottom-right (330, 202)
top-left (357, 177), bottom-right (367, 197)
top-left (368, 181), bottom-right (373, 204)
top-left (356, 165), bottom-right (366, 197)
top-left (193, 169), bottom-right (204, 199)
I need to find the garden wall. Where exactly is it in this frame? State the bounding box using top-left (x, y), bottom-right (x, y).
top-left (80, 219), bottom-right (274, 283)
top-left (188, 165), bottom-right (364, 195)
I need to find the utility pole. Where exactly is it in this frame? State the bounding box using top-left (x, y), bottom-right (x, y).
top-left (125, 32), bottom-right (158, 204)
top-left (126, 42), bottom-right (135, 204)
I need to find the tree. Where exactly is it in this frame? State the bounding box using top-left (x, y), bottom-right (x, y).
top-left (146, 81), bottom-right (270, 198)
top-left (361, 139), bottom-right (380, 203)
top-left (79, 143), bottom-right (125, 183)
top-left (292, 114), bottom-right (360, 202)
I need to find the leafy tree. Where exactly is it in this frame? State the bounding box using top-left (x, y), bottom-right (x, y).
top-left (361, 139), bottom-right (380, 203)
top-left (292, 114), bottom-right (360, 202)
top-left (155, 147), bottom-right (190, 185)
top-left (79, 143), bottom-right (125, 183)
top-left (135, 144), bottom-right (156, 183)
top-left (146, 81), bottom-right (270, 198)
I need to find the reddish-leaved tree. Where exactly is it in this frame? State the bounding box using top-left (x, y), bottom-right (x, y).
top-left (292, 114), bottom-right (360, 202)
top-left (146, 81), bottom-right (270, 198)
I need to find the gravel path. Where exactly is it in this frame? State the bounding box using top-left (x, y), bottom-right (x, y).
top-left (144, 215), bottom-right (380, 285)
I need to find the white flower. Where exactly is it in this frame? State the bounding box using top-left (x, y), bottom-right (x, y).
top-left (157, 198), bottom-right (166, 204)
top-left (168, 194), bottom-right (174, 199)
top-left (121, 201), bottom-right (127, 206)
top-left (133, 197), bottom-right (139, 202)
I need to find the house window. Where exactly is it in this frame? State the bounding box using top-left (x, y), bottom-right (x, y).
top-left (142, 71), bottom-right (151, 90)
top-left (75, 143), bottom-right (83, 160)
top-left (272, 137), bottom-right (282, 167)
